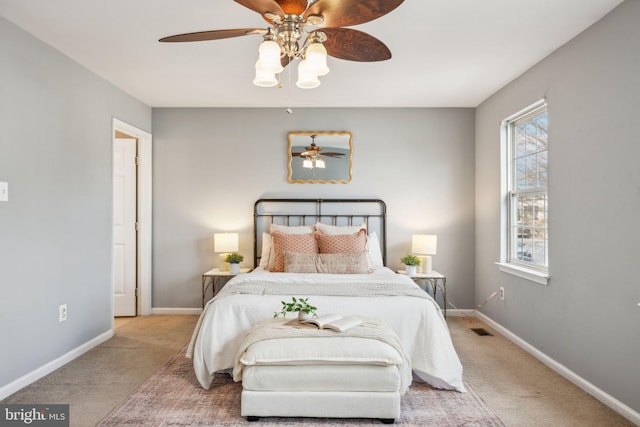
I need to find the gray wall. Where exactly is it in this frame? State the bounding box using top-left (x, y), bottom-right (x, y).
top-left (151, 108), bottom-right (476, 309)
top-left (0, 17), bottom-right (151, 387)
top-left (475, 0), bottom-right (640, 414)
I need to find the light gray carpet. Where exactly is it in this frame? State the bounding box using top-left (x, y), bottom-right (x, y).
top-left (99, 345), bottom-right (504, 426)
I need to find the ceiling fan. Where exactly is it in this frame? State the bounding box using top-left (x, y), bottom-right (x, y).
top-left (159, 0), bottom-right (404, 89)
top-left (292, 134), bottom-right (344, 168)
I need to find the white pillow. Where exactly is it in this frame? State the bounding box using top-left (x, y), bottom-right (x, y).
top-left (315, 222), bottom-right (366, 235)
top-left (258, 232), bottom-right (271, 268)
top-left (367, 232), bottom-right (384, 269)
top-left (270, 223), bottom-right (315, 234)
top-left (267, 224), bottom-right (315, 270)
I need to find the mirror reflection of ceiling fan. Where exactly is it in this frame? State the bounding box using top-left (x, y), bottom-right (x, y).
top-left (292, 134), bottom-right (344, 169)
top-left (159, 0), bottom-right (404, 89)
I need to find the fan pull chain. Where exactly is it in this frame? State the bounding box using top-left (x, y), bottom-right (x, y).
top-left (286, 60), bottom-right (293, 114)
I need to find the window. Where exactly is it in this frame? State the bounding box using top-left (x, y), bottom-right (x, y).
top-left (499, 100), bottom-right (549, 283)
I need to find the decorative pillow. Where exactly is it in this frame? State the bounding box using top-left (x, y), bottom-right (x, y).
top-left (315, 229), bottom-right (367, 254)
top-left (267, 224), bottom-right (315, 270)
top-left (284, 251), bottom-right (370, 274)
top-left (315, 222), bottom-right (366, 235)
top-left (367, 232), bottom-right (384, 269)
top-left (270, 231), bottom-right (319, 272)
top-left (283, 252), bottom-right (318, 273)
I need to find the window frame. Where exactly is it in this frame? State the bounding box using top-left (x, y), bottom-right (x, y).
top-left (497, 99), bottom-right (549, 285)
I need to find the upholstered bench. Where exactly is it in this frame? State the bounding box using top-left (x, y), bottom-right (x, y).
top-left (233, 317), bottom-right (411, 424)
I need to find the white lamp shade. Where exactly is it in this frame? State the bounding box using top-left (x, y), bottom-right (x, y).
top-left (256, 40), bottom-right (283, 74)
top-left (253, 66), bottom-right (278, 87)
top-left (304, 42), bottom-right (329, 76)
top-left (214, 233), bottom-right (239, 253)
top-left (412, 234), bottom-right (437, 255)
top-left (303, 158), bottom-right (313, 168)
top-left (315, 158), bottom-right (325, 168)
top-left (296, 60), bottom-right (320, 89)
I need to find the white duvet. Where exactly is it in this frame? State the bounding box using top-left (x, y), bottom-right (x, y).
top-left (189, 267), bottom-right (466, 392)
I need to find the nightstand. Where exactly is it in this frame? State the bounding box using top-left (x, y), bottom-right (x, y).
top-left (397, 270), bottom-right (447, 318)
top-left (201, 268), bottom-right (250, 308)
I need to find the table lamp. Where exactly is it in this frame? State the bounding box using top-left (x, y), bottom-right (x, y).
top-left (214, 232), bottom-right (239, 271)
top-left (412, 234), bottom-right (437, 274)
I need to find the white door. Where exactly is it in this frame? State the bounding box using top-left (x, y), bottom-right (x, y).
top-left (113, 138), bottom-right (137, 316)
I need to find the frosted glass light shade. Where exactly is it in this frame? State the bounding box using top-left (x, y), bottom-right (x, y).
top-left (303, 159), bottom-right (313, 168)
top-left (305, 42), bottom-right (329, 76)
top-left (256, 40), bottom-right (283, 74)
top-left (412, 234), bottom-right (437, 255)
top-left (315, 158), bottom-right (325, 168)
top-left (296, 60), bottom-right (320, 89)
top-left (214, 233), bottom-right (239, 253)
top-left (253, 66), bottom-right (278, 87)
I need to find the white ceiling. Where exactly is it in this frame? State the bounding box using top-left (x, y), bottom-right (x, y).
top-left (0, 0), bottom-right (623, 108)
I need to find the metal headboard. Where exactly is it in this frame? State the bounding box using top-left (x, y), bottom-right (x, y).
top-left (254, 198), bottom-right (387, 268)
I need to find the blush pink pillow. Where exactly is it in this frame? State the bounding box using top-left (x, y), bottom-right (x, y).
top-left (270, 231), bottom-right (319, 272)
top-left (315, 229), bottom-right (367, 254)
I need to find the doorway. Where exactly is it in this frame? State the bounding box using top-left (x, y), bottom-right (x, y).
top-left (112, 119), bottom-right (152, 317)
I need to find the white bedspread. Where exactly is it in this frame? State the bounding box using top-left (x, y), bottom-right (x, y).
top-left (189, 267), bottom-right (466, 392)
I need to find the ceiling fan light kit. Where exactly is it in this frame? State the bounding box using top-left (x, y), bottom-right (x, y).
top-left (160, 0), bottom-right (404, 90)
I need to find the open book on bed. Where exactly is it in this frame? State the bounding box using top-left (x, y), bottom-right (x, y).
top-left (286, 313), bottom-right (362, 332)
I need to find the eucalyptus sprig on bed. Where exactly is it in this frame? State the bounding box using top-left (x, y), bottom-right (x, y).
top-left (400, 254), bottom-right (421, 266)
top-left (273, 297), bottom-right (317, 318)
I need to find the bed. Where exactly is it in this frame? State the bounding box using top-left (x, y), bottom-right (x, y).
top-left (187, 199), bottom-right (465, 393)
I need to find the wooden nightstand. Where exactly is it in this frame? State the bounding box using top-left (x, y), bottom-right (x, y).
top-left (201, 268), bottom-right (250, 308)
top-left (397, 270), bottom-right (447, 318)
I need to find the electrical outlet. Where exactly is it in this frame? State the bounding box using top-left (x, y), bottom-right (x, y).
top-left (499, 287), bottom-right (505, 301)
top-left (59, 304), bottom-right (67, 322)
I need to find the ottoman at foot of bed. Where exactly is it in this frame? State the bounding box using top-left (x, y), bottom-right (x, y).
top-left (246, 416), bottom-right (395, 424)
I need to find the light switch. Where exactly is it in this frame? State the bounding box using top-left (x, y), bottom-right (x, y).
top-left (0, 182), bottom-right (8, 202)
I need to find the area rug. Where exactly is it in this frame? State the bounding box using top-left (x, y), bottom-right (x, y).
top-left (99, 345), bottom-right (504, 426)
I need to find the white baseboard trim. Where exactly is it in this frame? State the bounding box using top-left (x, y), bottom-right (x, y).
top-left (475, 311), bottom-right (640, 426)
top-left (445, 309), bottom-right (476, 317)
top-left (0, 329), bottom-right (114, 401)
top-left (151, 307), bottom-right (202, 315)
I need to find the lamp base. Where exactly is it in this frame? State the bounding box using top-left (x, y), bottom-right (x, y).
top-left (219, 253), bottom-right (230, 271)
top-left (423, 255), bottom-right (433, 274)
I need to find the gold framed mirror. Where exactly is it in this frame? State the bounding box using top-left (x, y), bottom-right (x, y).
top-left (287, 131), bottom-right (352, 184)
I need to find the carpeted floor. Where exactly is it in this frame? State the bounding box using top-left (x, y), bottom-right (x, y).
top-left (3, 315), bottom-right (635, 426)
top-left (98, 345), bottom-right (504, 426)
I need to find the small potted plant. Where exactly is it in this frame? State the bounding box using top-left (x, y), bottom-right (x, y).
top-left (400, 254), bottom-right (420, 277)
top-left (225, 252), bottom-right (244, 274)
top-left (273, 297), bottom-right (317, 320)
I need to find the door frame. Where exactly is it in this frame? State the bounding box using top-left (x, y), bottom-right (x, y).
top-left (112, 118), bottom-right (152, 316)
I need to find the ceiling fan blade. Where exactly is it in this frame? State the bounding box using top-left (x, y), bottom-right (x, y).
top-left (322, 28), bottom-right (391, 62)
top-left (234, 0), bottom-right (285, 17)
top-left (320, 153), bottom-right (345, 157)
top-left (307, 0), bottom-right (404, 28)
top-left (159, 28), bottom-right (265, 43)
